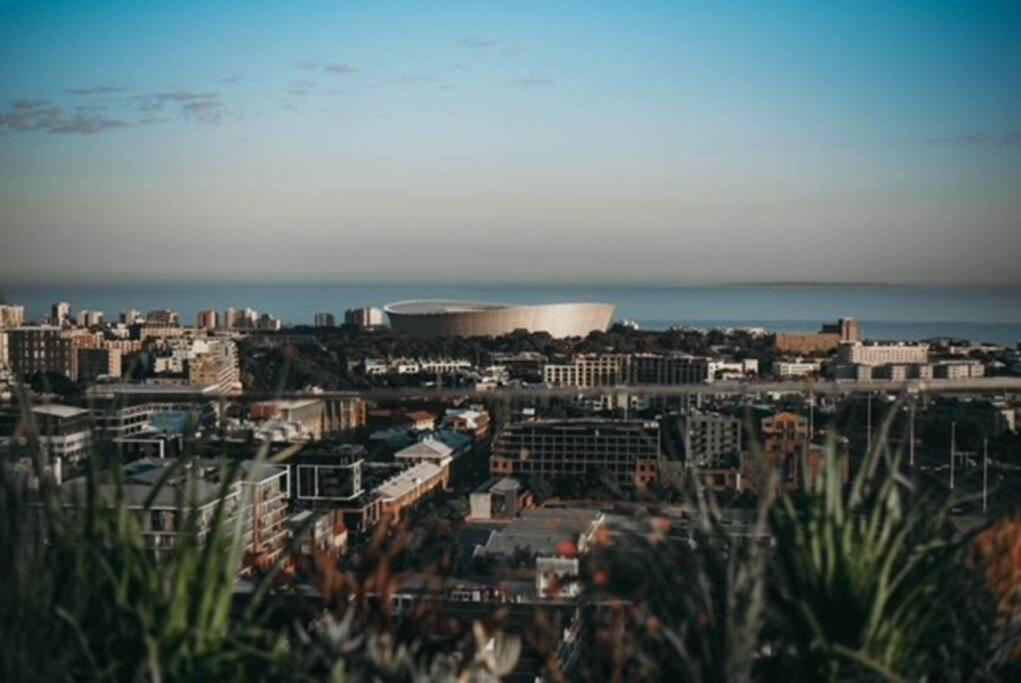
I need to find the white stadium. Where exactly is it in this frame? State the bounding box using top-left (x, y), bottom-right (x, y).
top-left (383, 300), bottom-right (615, 338)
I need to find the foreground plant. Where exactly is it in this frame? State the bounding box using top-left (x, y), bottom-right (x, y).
top-left (767, 427), bottom-right (1006, 681)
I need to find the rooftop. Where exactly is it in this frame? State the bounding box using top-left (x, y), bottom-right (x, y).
top-left (375, 461), bottom-right (443, 501)
top-left (33, 404), bottom-right (90, 419)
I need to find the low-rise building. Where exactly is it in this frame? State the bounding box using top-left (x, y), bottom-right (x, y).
top-left (291, 444), bottom-right (365, 506)
top-left (376, 461), bottom-right (446, 524)
top-left (836, 341), bottom-right (929, 367)
top-left (469, 477), bottom-right (524, 520)
top-left (250, 399), bottom-right (324, 440)
top-left (774, 359), bottom-right (822, 378)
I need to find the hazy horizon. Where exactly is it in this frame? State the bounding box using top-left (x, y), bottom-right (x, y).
top-left (2, 1), bottom-right (1019, 283)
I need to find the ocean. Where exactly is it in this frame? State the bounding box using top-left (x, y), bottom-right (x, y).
top-left (2, 281), bottom-right (1020, 346)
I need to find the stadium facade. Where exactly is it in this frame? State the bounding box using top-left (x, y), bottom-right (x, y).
top-left (383, 300), bottom-right (615, 338)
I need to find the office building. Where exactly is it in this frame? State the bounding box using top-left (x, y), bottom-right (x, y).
top-left (314, 312), bottom-right (336, 328)
top-left (775, 317), bottom-right (861, 355)
top-left (490, 419), bottom-right (661, 489)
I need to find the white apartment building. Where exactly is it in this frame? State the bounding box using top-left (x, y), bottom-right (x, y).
top-left (837, 342), bottom-right (929, 367)
top-left (775, 360), bottom-right (822, 378)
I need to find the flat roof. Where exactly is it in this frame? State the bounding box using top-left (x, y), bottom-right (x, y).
top-left (33, 404), bottom-right (90, 418)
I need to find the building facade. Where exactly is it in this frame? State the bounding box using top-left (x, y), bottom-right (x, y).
top-left (490, 419), bottom-right (661, 489)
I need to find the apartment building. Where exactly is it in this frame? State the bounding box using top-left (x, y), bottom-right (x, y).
top-left (0, 403), bottom-right (92, 471)
top-left (344, 307), bottom-right (385, 329)
top-left (679, 411), bottom-right (742, 468)
top-left (323, 396), bottom-right (367, 434)
top-left (313, 312), bottom-right (336, 328)
top-left (836, 341), bottom-right (929, 366)
top-left (0, 304), bottom-right (26, 328)
top-left (375, 461), bottom-right (446, 524)
top-left (59, 457), bottom-right (288, 570)
top-left (77, 347), bottom-right (123, 382)
top-left (490, 419), bottom-right (661, 489)
top-left (196, 309), bottom-right (219, 330)
top-left (291, 445), bottom-right (366, 506)
top-left (543, 353), bottom-right (713, 387)
top-left (7, 326), bottom-right (76, 379)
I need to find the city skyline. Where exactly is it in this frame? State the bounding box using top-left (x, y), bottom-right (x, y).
top-left (2, 1), bottom-right (1020, 284)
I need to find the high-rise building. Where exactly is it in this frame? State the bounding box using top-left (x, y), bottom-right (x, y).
top-left (679, 411), bottom-right (742, 468)
top-left (0, 304), bottom-right (26, 328)
top-left (314, 312), bottom-right (336, 328)
top-left (256, 313), bottom-right (281, 331)
top-left (222, 307), bottom-right (241, 330)
top-left (196, 309), bottom-right (219, 330)
top-left (75, 310), bottom-right (104, 327)
top-left (344, 307), bottom-right (385, 329)
top-left (120, 309), bottom-right (142, 325)
top-left (145, 309), bottom-right (180, 325)
top-left (51, 301), bottom-right (71, 326)
top-left (490, 419), bottom-right (661, 489)
top-left (7, 326), bottom-right (76, 378)
top-left (77, 347), bottom-right (123, 382)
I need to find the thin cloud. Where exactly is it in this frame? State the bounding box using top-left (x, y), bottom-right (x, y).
top-left (0, 100), bottom-right (128, 135)
top-left (66, 85), bottom-right (126, 96)
top-left (136, 91), bottom-right (227, 124)
top-left (459, 37), bottom-right (496, 48)
top-left (510, 77), bottom-right (554, 87)
top-left (219, 74), bottom-right (244, 84)
top-left (181, 99), bottom-right (227, 124)
top-left (924, 132), bottom-right (1021, 147)
top-left (49, 115), bottom-right (128, 134)
top-left (324, 62), bottom-right (356, 75)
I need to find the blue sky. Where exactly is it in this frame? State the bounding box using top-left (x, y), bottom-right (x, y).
top-left (1, 0), bottom-right (1019, 283)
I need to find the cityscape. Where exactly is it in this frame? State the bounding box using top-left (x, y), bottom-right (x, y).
top-left (2, 1), bottom-right (1021, 681)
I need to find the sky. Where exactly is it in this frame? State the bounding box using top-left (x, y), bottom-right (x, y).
top-left (1, 0), bottom-right (1019, 284)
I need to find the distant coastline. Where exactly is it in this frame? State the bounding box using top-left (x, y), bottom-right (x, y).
top-left (727, 281), bottom-right (905, 288)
